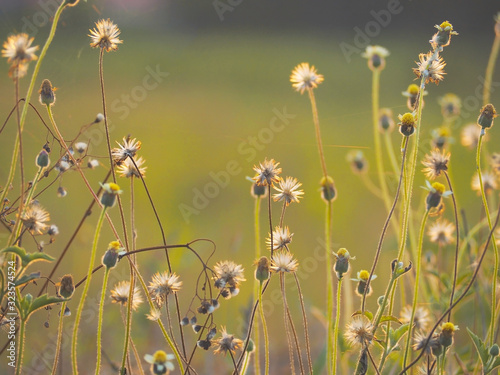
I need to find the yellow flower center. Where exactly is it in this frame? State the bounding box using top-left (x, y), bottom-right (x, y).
top-left (438, 127), bottom-right (450, 137)
top-left (153, 350), bottom-right (168, 363)
top-left (108, 182), bottom-right (121, 192)
top-left (400, 113), bottom-right (416, 126)
top-left (407, 84), bottom-right (419, 96)
top-left (440, 21), bottom-right (453, 30)
top-left (359, 270), bottom-right (370, 281)
top-left (432, 182), bottom-right (446, 195)
top-left (441, 322), bottom-right (456, 332)
top-left (337, 248), bottom-right (348, 257)
top-left (108, 240), bottom-right (121, 250)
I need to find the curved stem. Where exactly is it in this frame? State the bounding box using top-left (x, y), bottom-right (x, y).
top-left (403, 210), bottom-right (429, 370)
top-left (307, 88), bottom-right (328, 179)
top-left (483, 34), bottom-right (500, 105)
top-left (477, 132), bottom-right (499, 345)
top-left (96, 268), bottom-right (111, 374)
top-left (72, 207), bottom-right (107, 375)
top-left (50, 301), bottom-right (67, 375)
top-left (258, 282), bottom-right (270, 375)
top-left (326, 201), bottom-right (334, 374)
top-left (333, 278), bottom-right (342, 375)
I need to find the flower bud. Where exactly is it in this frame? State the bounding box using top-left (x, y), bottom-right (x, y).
top-left (39, 79), bottom-right (56, 106)
top-left (438, 322), bottom-right (458, 348)
top-left (426, 182), bottom-right (446, 210)
top-left (378, 108), bottom-right (395, 132)
top-left (100, 182), bottom-right (122, 208)
top-left (102, 241), bottom-right (121, 269)
top-left (250, 182), bottom-right (267, 199)
top-left (477, 104), bottom-right (497, 130)
top-left (246, 339), bottom-right (255, 353)
top-left (398, 113), bottom-right (416, 137)
top-left (320, 175), bottom-right (337, 203)
top-left (36, 149), bottom-right (50, 169)
top-left (59, 274), bottom-right (75, 299)
top-left (254, 256), bottom-right (270, 282)
top-left (334, 248), bottom-right (353, 279)
top-left (490, 344), bottom-right (500, 357)
top-left (346, 151), bottom-right (368, 175)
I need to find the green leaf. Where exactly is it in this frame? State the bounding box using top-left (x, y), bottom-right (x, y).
top-left (15, 272), bottom-right (41, 287)
top-left (0, 246), bottom-right (54, 268)
top-left (27, 294), bottom-right (67, 320)
top-left (1, 246), bottom-right (27, 259)
top-left (487, 357), bottom-right (500, 374)
top-left (379, 315), bottom-right (402, 324)
top-left (467, 327), bottom-right (489, 367)
top-left (390, 323), bottom-right (410, 348)
top-left (352, 310), bottom-right (373, 321)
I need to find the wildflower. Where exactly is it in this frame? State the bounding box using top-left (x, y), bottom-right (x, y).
top-left (55, 160), bottom-right (70, 173)
top-left (270, 250), bottom-right (299, 273)
top-left (491, 153), bottom-right (500, 175)
top-left (36, 149), bottom-right (50, 169)
top-left (423, 181), bottom-right (452, 211)
top-left (438, 322), bottom-right (458, 348)
top-left (148, 272), bottom-right (182, 307)
top-left (378, 108), bottom-right (395, 132)
top-left (213, 327), bottom-right (243, 355)
top-left (213, 261), bottom-right (245, 290)
top-left (273, 177), bottom-right (304, 206)
top-left (117, 156), bottom-right (147, 178)
top-left (428, 218), bottom-right (455, 246)
top-left (144, 350), bottom-right (175, 375)
top-left (352, 270), bottom-right (377, 297)
top-left (345, 316), bottom-right (374, 347)
top-left (58, 275), bottom-right (75, 299)
top-left (421, 149), bottom-right (450, 179)
top-left (252, 158), bottom-right (282, 186)
top-left (99, 182), bottom-right (122, 208)
top-left (89, 19), bottom-right (122, 52)
top-left (402, 84), bottom-right (427, 111)
top-left (346, 150), bottom-right (368, 174)
top-left (2, 33), bottom-right (38, 65)
top-left (112, 137), bottom-right (142, 162)
top-left (101, 240), bottom-right (122, 269)
top-left (88, 159), bottom-right (100, 169)
top-left (400, 305), bottom-right (430, 331)
top-left (74, 142), bottom-right (88, 154)
top-left (461, 123), bottom-right (484, 150)
top-left (320, 175), bottom-right (337, 202)
top-left (398, 112), bottom-right (417, 137)
top-left (254, 256), bottom-right (270, 282)
top-left (290, 62), bottom-right (324, 94)
top-left (361, 45), bottom-right (389, 71)
top-left (38, 79), bottom-right (56, 106)
top-left (146, 308), bottom-right (161, 321)
top-left (413, 331), bottom-right (440, 356)
top-left (472, 171), bottom-right (498, 194)
top-left (477, 103), bottom-right (497, 130)
top-left (266, 226), bottom-right (293, 252)
top-left (249, 179), bottom-right (267, 199)
top-left (20, 203), bottom-right (50, 234)
top-left (438, 93), bottom-right (461, 118)
top-left (430, 126), bottom-right (453, 150)
top-left (334, 248), bottom-right (354, 279)
top-left (47, 224), bottom-right (59, 237)
top-left (413, 51), bottom-right (446, 85)
top-left (110, 280), bottom-right (144, 311)
top-left (430, 21), bottom-right (458, 49)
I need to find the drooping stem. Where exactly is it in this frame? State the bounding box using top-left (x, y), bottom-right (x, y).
top-left (72, 207), bottom-right (107, 374)
top-left (333, 278), bottom-right (342, 375)
top-left (50, 301), bottom-right (67, 375)
top-left (96, 268), bottom-right (111, 375)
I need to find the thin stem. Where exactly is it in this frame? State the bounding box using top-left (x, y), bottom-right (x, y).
top-left (253, 198), bottom-right (262, 375)
top-left (241, 351), bottom-right (252, 375)
top-left (383, 131), bottom-right (400, 177)
top-left (326, 201), bottom-right (334, 374)
top-left (14, 69), bottom-right (25, 248)
top-left (259, 282), bottom-right (270, 375)
top-left (230, 351), bottom-right (240, 375)
top-left (72, 207), bottom-right (107, 375)
top-left (477, 132), bottom-right (499, 345)
top-left (50, 301), bottom-right (67, 375)
top-left (333, 278), bottom-right (342, 375)
top-left (15, 319), bottom-right (26, 375)
top-left (403, 210), bottom-right (430, 370)
top-left (307, 88), bottom-right (328, 179)
top-left (96, 268), bottom-right (111, 375)
top-left (483, 33), bottom-right (500, 105)
top-left (268, 186), bottom-right (273, 258)
top-left (293, 273), bottom-right (313, 374)
top-left (0, 0), bottom-right (68, 205)
top-left (280, 274), bottom-right (297, 375)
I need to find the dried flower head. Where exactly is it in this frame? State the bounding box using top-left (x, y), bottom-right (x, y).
top-left (345, 316), bottom-right (374, 347)
top-left (430, 21), bottom-right (458, 49)
top-left (2, 33), bottom-right (38, 65)
top-left (461, 123), bottom-right (485, 150)
top-left (472, 171), bottom-right (498, 194)
top-left (74, 142), bottom-right (88, 154)
top-left (213, 327), bottom-right (243, 355)
top-left (477, 103), bottom-right (497, 130)
top-left (254, 256), bottom-right (271, 282)
top-left (110, 280), bottom-right (144, 311)
top-left (270, 250), bottom-right (299, 273)
top-left (213, 260), bottom-right (246, 289)
top-left (273, 177), bottom-right (304, 206)
top-left (290, 62), bottom-right (324, 94)
top-left (38, 79), bottom-right (56, 106)
top-left (361, 45), bottom-right (390, 71)
top-left (20, 203), bottom-right (50, 234)
top-left (252, 158), bottom-right (282, 186)
top-left (400, 305), bottom-right (430, 332)
top-left (144, 350), bottom-right (175, 375)
top-left (148, 272), bottom-right (182, 307)
top-left (146, 308), bottom-right (162, 321)
top-left (438, 93), bottom-right (461, 118)
top-left (402, 84), bottom-right (427, 111)
top-left (428, 218), bottom-right (455, 246)
top-left (58, 275), bottom-right (75, 299)
top-left (413, 331), bottom-right (440, 357)
top-left (413, 52), bottom-right (446, 85)
top-left (112, 137), bottom-right (142, 163)
top-left (422, 149), bottom-right (450, 179)
top-left (89, 19), bottom-right (122, 52)
top-left (117, 156), bottom-right (147, 178)
top-left (266, 226), bottom-right (293, 252)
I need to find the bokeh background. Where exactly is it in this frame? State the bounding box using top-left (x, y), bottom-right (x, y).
top-left (1, 0), bottom-right (500, 373)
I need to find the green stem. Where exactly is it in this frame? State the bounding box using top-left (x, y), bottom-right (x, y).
top-left (241, 351), bottom-right (252, 375)
top-left (307, 88), bottom-right (328, 179)
top-left (483, 34), bottom-right (500, 105)
top-left (403, 210), bottom-right (429, 370)
top-left (259, 282), bottom-right (270, 375)
top-left (333, 278), bottom-right (342, 375)
top-left (15, 319), bottom-right (26, 375)
top-left (72, 207), bottom-right (107, 375)
top-left (383, 131), bottom-right (400, 178)
top-left (477, 132), bottom-right (499, 345)
top-left (50, 301), bottom-right (67, 375)
top-left (326, 201), bottom-right (334, 374)
top-left (96, 268), bottom-right (111, 375)
top-left (0, 0), bottom-right (68, 206)
top-left (253, 197), bottom-right (262, 375)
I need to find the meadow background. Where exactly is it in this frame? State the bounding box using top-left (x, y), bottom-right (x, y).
top-left (1, 0), bottom-right (500, 373)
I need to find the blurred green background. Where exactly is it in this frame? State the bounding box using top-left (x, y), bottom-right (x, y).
top-left (1, 0), bottom-right (500, 373)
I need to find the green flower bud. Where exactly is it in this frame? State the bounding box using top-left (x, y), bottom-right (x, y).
top-left (101, 241), bottom-right (121, 269)
top-left (490, 344), bottom-right (500, 357)
top-left (36, 149), bottom-right (50, 169)
top-left (59, 274), bottom-right (75, 299)
top-left (39, 79), bottom-right (56, 106)
top-left (254, 256), bottom-right (270, 282)
top-left (320, 176), bottom-right (337, 203)
top-left (100, 182), bottom-right (122, 208)
top-left (477, 104), bottom-right (497, 130)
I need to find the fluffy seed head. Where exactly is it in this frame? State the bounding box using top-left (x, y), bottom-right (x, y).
top-left (422, 149), bottom-right (450, 179)
top-left (290, 62), bottom-right (324, 94)
top-left (273, 177), bottom-right (304, 206)
top-left (110, 280), bottom-right (144, 311)
top-left (252, 158), bottom-right (282, 186)
top-left (2, 33), bottom-right (38, 65)
top-left (345, 316), bottom-right (374, 347)
top-left (270, 250), bottom-right (299, 273)
top-left (213, 327), bottom-right (243, 355)
top-left (89, 19), bottom-right (123, 52)
top-left (148, 272), bottom-right (182, 307)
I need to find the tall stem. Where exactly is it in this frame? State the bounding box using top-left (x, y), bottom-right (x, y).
top-left (326, 201), bottom-right (334, 374)
top-left (483, 33), bottom-right (500, 105)
top-left (259, 282), bottom-right (270, 375)
top-left (96, 268), bottom-right (111, 374)
top-left (333, 278), bottom-right (342, 375)
top-left (253, 197), bottom-right (262, 375)
top-left (50, 301), bottom-right (67, 375)
top-left (307, 88), bottom-right (328, 179)
top-left (15, 319), bottom-right (26, 375)
top-left (72, 207), bottom-right (107, 374)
